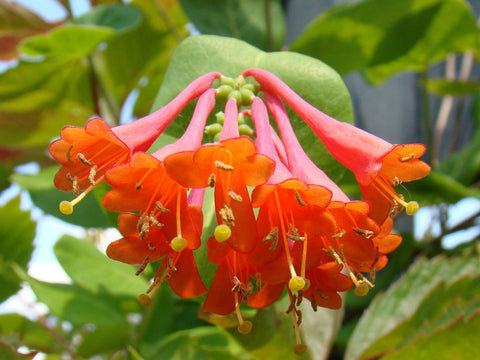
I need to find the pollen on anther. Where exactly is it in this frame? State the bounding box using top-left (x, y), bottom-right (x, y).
top-left (155, 201), bottom-right (170, 213)
top-left (208, 173), bottom-right (216, 187)
top-left (294, 190), bottom-right (306, 206)
top-left (400, 153), bottom-right (415, 162)
top-left (214, 160), bottom-right (234, 171)
top-left (77, 153), bottom-right (95, 166)
top-left (228, 189), bottom-right (243, 202)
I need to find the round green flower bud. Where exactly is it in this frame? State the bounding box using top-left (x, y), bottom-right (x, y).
top-left (205, 123), bottom-right (223, 136)
top-left (239, 124), bottom-right (254, 136)
top-left (228, 89), bottom-right (242, 104)
top-left (240, 88), bottom-right (255, 106)
top-left (220, 76), bottom-right (236, 87)
top-left (215, 111), bottom-right (225, 125)
top-left (216, 84), bottom-right (233, 102)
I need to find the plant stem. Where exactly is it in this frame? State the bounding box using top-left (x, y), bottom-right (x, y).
top-left (264, 0), bottom-right (274, 51)
top-left (420, 71), bottom-right (434, 164)
top-left (154, 0), bottom-right (184, 42)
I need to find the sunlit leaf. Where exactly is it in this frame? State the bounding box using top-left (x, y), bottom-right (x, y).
top-left (291, 0), bottom-right (480, 84)
top-left (179, 0), bottom-right (286, 51)
top-left (152, 35), bottom-right (353, 182)
top-left (20, 25), bottom-right (114, 59)
top-left (96, 0), bottom-right (187, 116)
top-left (76, 4), bottom-right (142, 32)
top-left (360, 275), bottom-right (480, 360)
top-left (0, 197), bottom-right (35, 302)
top-left (345, 254), bottom-right (480, 360)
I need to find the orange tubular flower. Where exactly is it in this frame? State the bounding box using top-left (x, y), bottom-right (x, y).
top-left (49, 72), bottom-right (221, 215)
top-left (263, 91), bottom-right (386, 296)
top-left (243, 68), bottom-right (431, 224)
top-left (203, 236), bottom-right (284, 333)
top-left (164, 98), bottom-right (275, 254)
top-left (107, 213), bottom-right (206, 301)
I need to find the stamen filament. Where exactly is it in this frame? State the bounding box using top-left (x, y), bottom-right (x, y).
top-left (372, 177), bottom-right (419, 216)
top-left (234, 293), bottom-right (252, 334)
top-left (59, 175), bottom-right (104, 214)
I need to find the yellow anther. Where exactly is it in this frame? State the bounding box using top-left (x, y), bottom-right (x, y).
top-left (59, 201), bottom-right (73, 215)
top-left (138, 294), bottom-right (152, 307)
top-left (170, 237), bottom-right (187, 252)
top-left (237, 320), bottom-right (253, 334)
top-left (214, 224), bottom-right (231, 242)
top-left (289, 276), bottom-right (306, 292)
top-left (294, 344), bottom-right (307, 355)
top-left (354, 281), bottom-right (370, 296)
top-left (405, 201), bottom-right (419, 215)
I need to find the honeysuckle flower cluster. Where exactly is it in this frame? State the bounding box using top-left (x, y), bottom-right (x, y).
top-left (49, 69), bottom-right (430, 354)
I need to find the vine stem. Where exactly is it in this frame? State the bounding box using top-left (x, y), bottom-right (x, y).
top-left (420, 71), bottom-right (434, 164)
top-left (264, 0), bottom-right (273, 51)
top-left (154, 0), bottom-right (184, 42)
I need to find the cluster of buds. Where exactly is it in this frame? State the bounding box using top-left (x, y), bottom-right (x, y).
top-left (49, 69), bottom-right (430, 354)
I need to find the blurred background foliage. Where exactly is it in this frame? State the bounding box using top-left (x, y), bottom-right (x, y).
top-left (1, 0), bottom-right (480, 359)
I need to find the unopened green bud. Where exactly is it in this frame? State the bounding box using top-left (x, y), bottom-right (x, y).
top-left (228, 89), bottom-right (242, 104)
top-left (239, 124), bottom-right (254, 136)
top-left (216, 84), bottom-right (233, 102)
top-left (205, 123), bottom-right (223, 136)
top-left (215, 111), bottom-right (225, 125)
top-left (220, 76), bottom-right (236, 87)
top-left (240, 88), bottom-right (254, 106)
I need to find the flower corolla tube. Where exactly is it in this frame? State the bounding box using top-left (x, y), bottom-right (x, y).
top-left (49, 68), bottom-right (430, 354)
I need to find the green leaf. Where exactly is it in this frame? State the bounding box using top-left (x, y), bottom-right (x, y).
top-left (179, 0), bottom-right (286, 51)
top-left (148, 326), bottom-right (251, 360)
top-left (152, 35), bottom-right (353, 182)
top-left (228, 306), bottom-right (311, 360)
top-left (290, 0), bottom-right (480, 84)
top-left (20, 24), bottom-right (114, 59)
top-left (0, 197), bottom-right (35, 302)
top-left (345, 254), bottom-right (480, 360)
top-left (16, 266), bottom-right (129, 328)
top-left (0, 313), bottom-right (62, 353)
top-left (53, 235), bottom-right (148, 301)
top-left (76, 4), bottom-right (142, 32)
top-left (76, 324), bottom-right (130, 358)
top-left (423, 79), bottom-right (480, 96)
top-left (11, 167), bottom-right (112, 228)
top-left (137, 286), bottom-right (176, 358)
top-left (0, 341), bottom-right (37, 360)
top-left (0, 58), bottom-right (94, 167)
top-left (96, 0), bottom-right (187, 116)
top-left (361, 275), bottom-right (480, 359)
top-left (0, 163), bottom-right (13, 192)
